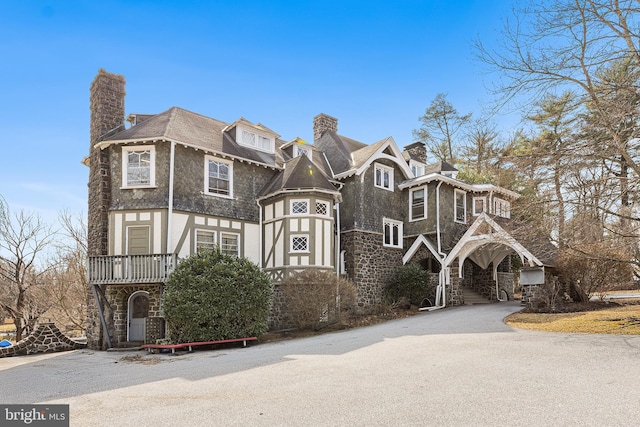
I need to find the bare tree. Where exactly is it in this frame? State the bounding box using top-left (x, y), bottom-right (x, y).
top-left (0, 208), bottom-right (56, 341)
top-left (413, 93), bottom-right (472, 163)
top-left (475, 0), bottom-right (640, 175)
top-left (42, 211), bottom-right (88, 334)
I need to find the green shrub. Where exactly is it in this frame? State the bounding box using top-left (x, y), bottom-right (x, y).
top-left (280, 270), bottom-right (357, 330)
top-left (162, 248), bottom-right (272, 343)
top-left (385, 264), bottom-right (435, 306)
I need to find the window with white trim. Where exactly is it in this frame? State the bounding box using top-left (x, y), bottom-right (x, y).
top-left (195, 230), bottom-right (216, 253)
top-left (494, 198), bottom-right (511, 219)
top-left (220, 232), bottom-right (240, 257)
top-left (205, 156), bottom-right (233, 197)
top-left (455, 189), bottom-right (466, 223)
top-left (240, 129), bottom-right (273, 153)
top-left (291, 200), bottom-right (309, 215)
top-left (123, 146), bottom-right (155, 187)
top-left (383, 218), bottom-right (403, 248)
top-left (315, 201), bottom-right (329, 216)
top-left (374, 163), bottom-right (393, 191)
top-left (294, 144), bottom-right (312, 160)
top-left (473, 197), bottom-right (486, 216)
top-left (410, 161), bottom-right (425, 177)
top-left (410, 187), bottom-right (426, 221)
top-left (291, 235), bottom-right (309, 252)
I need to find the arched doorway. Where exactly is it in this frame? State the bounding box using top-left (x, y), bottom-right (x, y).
top-left (128, 291), bottom-right (149, 342)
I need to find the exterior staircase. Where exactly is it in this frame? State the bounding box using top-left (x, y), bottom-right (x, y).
top-left (462, 286), bottom-right (491, 305)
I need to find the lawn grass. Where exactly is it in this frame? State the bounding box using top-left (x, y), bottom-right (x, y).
top-left (505, 304), bottom-right (640, 335)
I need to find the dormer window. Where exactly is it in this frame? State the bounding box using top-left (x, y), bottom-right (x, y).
top-left (410, 161), bottom-right (425, 177)
top-left (293, 144), bottom-right (312, 160)
top-left (240, 129), bottom-right (274, 153)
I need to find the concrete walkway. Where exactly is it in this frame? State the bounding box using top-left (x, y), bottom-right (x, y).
top-left (1, 302), bottom-right (639, 426)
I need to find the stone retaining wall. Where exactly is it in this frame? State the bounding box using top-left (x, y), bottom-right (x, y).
top-left (0, 323), bottom-right (86, 358)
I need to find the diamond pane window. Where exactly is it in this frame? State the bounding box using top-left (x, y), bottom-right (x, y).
top-left (242, 130), bottom-right (256, 147)
top-left (240, 129), bottom-right (273, 153)
top-left (291, 236), bottom-right (308, 252)
top-left (291, 200), bottom-right (308, 215)
top-left (316, 201), bottom-right (329, 216)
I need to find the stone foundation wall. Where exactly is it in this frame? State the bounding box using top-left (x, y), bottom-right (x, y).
top-left (145, 317), bottom-right (165, 344)
top-left (497, 272), bottom-right (515, 300)
top-left (0, 323), bottom-right (86, 358)
top-left (269, 283), bottom-right (292, 330)
top-left (342, 230), bottom-right (403, 310)
top-left (97, 284), bottom-right (163, 346)
top-left (521, 284), bottom-right (540, 307)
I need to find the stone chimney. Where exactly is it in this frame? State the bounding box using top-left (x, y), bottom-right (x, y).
top-left (403, 141), bottom-right (427, 164)
top-left (313, 113), bottom-right (338, 142)
top-left (88, 69), bottom-right (125, 257)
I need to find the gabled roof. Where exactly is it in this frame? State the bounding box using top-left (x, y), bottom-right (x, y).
top-left (223, 117), bottom-right (281, 138)
top-left (95, 107), bottom-right (284, 169)
top-left (445, 213), bottom-right (544, 275)
top-left (316, 131), bottom-right (412, 180)
top-left (257, 154), bottom-right (340, 200)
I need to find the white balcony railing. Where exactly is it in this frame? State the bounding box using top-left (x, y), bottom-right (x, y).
top-left (88, 254), bottom-right (178, 285)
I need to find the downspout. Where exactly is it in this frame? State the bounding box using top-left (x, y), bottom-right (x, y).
top-left (420, 181), bottom-right (447, 311)
top-left (166, 141), bottom-right (176, 254)
top-left (256, 199), bottom-right (263, 269)
top-left (495, 263), bottom-right (504, 301)
top-left (335, 201), bottom-right (341, 277)
top-left (334, 201), bottom-right (341, 313)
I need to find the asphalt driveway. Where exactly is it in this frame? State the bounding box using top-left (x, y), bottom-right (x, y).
top-left (1, 302), bottom-right (639, 426)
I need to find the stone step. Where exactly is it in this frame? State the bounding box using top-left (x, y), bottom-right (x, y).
top-left (462, 287), bottom-right (491, 305)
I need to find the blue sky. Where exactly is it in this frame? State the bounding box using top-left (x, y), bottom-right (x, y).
top-left (0, 1), bottom-right (518, 225)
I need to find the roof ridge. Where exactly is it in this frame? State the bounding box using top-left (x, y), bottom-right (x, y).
top-left (163, 106), bottom-right (179, 137)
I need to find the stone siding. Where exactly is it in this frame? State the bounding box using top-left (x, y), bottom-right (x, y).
top-left (145, 317), bottom-right (165, 344)
top-left (0, 323), bottom-right (86, 358)
top-left (313, 113), bottom-right (338, 142)
top-left (403, 142), bottom-right (427, 163)
top-left (105, 284), bottom-right (163, 345)
top-left (87, 70), bottom-right (126, 350)
top-left (342, 230), bottom-right (403, 308)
